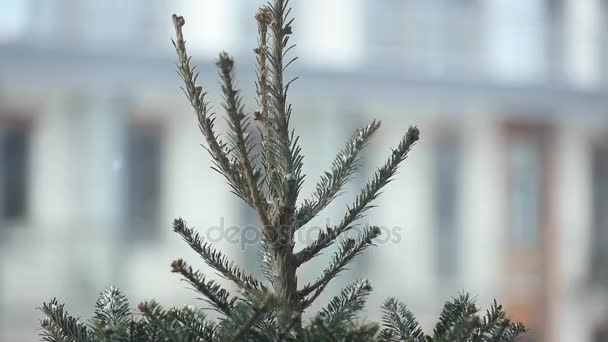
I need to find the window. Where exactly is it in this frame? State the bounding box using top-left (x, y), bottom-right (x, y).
top-left (591, 145), bottom-right (608, 286)
top-left (124, 121), bottom-right (163, 241)
top-left (484, 0), bottom-right (548, 82)
top-left (507, 134), bottom-right (543, 245)
top-left (386, 0), bottom-right (481, 74)
top-left (299, 0), bottom-right (364, 69)
top-left (0, 0), bottom-right (28, 42)
top-left (365, 0), bottom-right (408, 53)
top-left (433, 139), bottom-right (461, 276)
top-left (0, 120), bottom-right (30, 222)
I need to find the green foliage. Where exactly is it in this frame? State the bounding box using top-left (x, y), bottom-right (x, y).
top-left (41, 289), bottom-right (525, 341)
top-left (39, 0), bottom-right (526, 341)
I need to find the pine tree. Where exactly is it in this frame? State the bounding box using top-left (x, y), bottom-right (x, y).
top-left (40, 1), bottom-right (526, 341)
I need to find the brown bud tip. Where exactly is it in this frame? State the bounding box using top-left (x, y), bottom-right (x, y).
top-left (170, 259), bottom-right (184, 273)
top-left (172, 14), bottom-right (185, 28)
top-left (216, 52), bottom-right (234, 72)
top-left (253, 47), bottom-right (261, 55)
top-left (255, 8), bottom-right (272, 25)
top-left (253, 110), bottom-right (262, 121)
top-left (284, 25), bottom-right (293, 35)
top-left (137, 303), bottom-right (146, 312)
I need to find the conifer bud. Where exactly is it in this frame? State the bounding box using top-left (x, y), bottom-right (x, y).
top-left (216, 52), bottom-right (234, 73)
top-left (171, 259), bottom-right (184, 273)
top-left (172, 14), bottom-right (185, 28)
top-left (407, 126), bottom-right (420, 143)
top-left (361, 282), bottom-right (372, 291)
top-left (255, 8), bottom-right (272, 26)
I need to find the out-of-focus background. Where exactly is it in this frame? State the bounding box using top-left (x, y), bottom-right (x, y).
top-left (1, 0), bottom-right (607, 340)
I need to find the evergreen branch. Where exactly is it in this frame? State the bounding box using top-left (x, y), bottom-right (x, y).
top-left (436, 316), bottom-right (478, 342)
top-left (472, 300), bottom-right (510, 342)
top-left (40, 299), bottom-right (94, 342)
top-left (299, 226), bottom-right (382, 309)
top-left (433, 293), bottom-right (478, 339)
top-left (90, 287), bottom-right (131, 338)
top-left (217, 52), bottom-right (272, 231)
top-left (138, 301), bottom-right (197, 341)
top-left (295, 126), bottom-right (419, 266)
top-left (265, 0), bottom-right (304, 209)
top-left (173, 218), bottom-right (267, 293)
top-left (320, 279), bottom-right (373, 329)
top-left (475, 305), bottom-right (526, 342)
top-left (168, 305), bottom-right (217, 341)
top-left (379, 297), bottom-right (425, 342)
top-left (170, 258), bottom-right (236, 316)
top-left (40, 316), bottom-right (70, 342)
top-left (258, 240), bottom-right (275, 283)
top-left (499, 322), bottom-right (527, 342)
top-left (229, 295), bottom-right (275, 342)
top-left (254, 7), bottom-right (277, 204)
top-left (172, 14), bottom-right (254, 207)
top-left (254, 7), bottom-right (271, 126)
top-left (92, 287), bottom-right (130, 328)
top-left (312, 315), bottom-right (339, 342)
top-left (276, 312), bottom-right (302, 342)
top-left (127, 319), bottom-right (148, 342)
top-left (296, 120), bottom-right (382, 229)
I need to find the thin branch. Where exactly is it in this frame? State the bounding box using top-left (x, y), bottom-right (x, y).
top-left (40, 299), bottom-right (94, 342)
top-left (265, 0), bottom-right (303, 210)
top-left (168, 306), bottom-right (217, 342)
top-left (229, 295), bottom-right (275, 342)
top-left (217, 52), bottom-right (272, 232)
top-left (295, 126), bottom-right (420, 266)
top-left (295, 120), bottom-right (381, 229)
top-left (254, 7), bottom-right (271, 125)
top-left (321, 280), bottom-right (373, 328)
top-left (173, 219), bottom-right (267, 294)
top-left (172, 14), bottom-right (254, 207)
top-left (299, 226), bottom-right (382, 309)
top-left (170, 258), bottom-right (236, 316)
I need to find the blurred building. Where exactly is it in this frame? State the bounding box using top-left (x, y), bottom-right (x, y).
top-left (1, 0), bottom-right (608, 341)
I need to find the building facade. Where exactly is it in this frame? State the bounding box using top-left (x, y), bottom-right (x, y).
top-left (1, 0), bottom-right (608, 340)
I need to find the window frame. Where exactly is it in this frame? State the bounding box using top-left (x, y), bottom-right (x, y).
top-left (123, 114), bottom-right (165, 243)
top-left (0, 112), bottom-right (32, 225)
